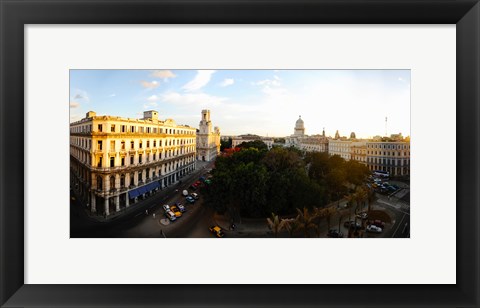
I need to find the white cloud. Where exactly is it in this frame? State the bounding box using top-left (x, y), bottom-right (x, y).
top-left (143, 103), bottom-right (158, 109)
top-left (147, 95), bottom-right (159, 102)
top-left (70, 101), bottom-right (80, 108)
top-left (151, 70), bottom-right (176, 80)
top-left (220, 78), bottom-right (234, 87)
top-left (71, 89), bottom-right (89, 102)
top-left (182, 70), bottom-right (216, 92)
top-left (160, 91), bottom-right (227, 107)
top-left (253, 78), bottom-right (281, 87)
top-left (109, 93), bottom-right (116, 97)
top-left (141, 80), bottom-right (159, 89)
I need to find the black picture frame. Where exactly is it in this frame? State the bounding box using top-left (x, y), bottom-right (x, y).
top-left (1, 0), bottom-right (479, 307)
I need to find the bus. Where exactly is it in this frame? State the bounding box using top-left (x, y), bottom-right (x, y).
top-left (373, 170), bottom-right (390, 178)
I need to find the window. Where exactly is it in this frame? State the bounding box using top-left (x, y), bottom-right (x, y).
top-left (97, 141), bottom-right (103, 150)
top-left (147, 140), bottom-right (150, 148)
top-left (153, 140), bottom-right (156, 147)
top-left (111, 125), bottom-right (115, 132)
top-left (110, 157), bottom-right (114, 167)
top-left (98, 124), bottom-right (103, 132)
top-left (121, 157), bottom-right (125, 166)
top-left (138, 172), bottom-right (143, 182)
top-left (139, 141), bottom-right (143, 149)
top-left (98, 157), bottom-right (102, 167)
top-left (120, 174), bottom-right (125, 187)
top-left (153, 153), bottom-right (156, 160)
top-left (131, 141), bottom-right (134, 149)
top-left (146, 168), bottom-right (150, 179)
top-left (130, 156), bottom-right (134, 165)
top-left (131, 126), bottom-right (135, 133)
top-left (121, 125), bottom-right (126, 133)
top-left (159, 140), bottom-right (162, 146)
top-left (110, 176), bottom-right (115, 190)
top-left (121, 141), bottom-right (125, 150)
top-left (139, 154), bottom-right (142, 164)
top-left (97, 176), bottom-right (103, 190)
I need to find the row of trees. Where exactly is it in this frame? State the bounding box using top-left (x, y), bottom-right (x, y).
top-left (203, 144), bottom-right (371, 220)
top-left (266, 185), bottom-right (376, 238)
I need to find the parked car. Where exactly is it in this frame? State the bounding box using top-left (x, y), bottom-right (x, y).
top-left (175, 202), bottom-right (186, 212)
top-left (165, 210), bottom-right (176, 221)
top-left (209, 225), bottom-right (225, 238)
top-left (356, 212), bottom-right (368, 220)
top-left (367, 220), bottom-right (385, 228)
top-left (366, 225), bottom-right (382, 233)
top-left (189, 185), bottom-right (197, 191)
top-left (162, 204), bottom-right (170, 212)
top-left (191, 193), bottom-right (199, 200)
top-left (327, 229), bottom-right (344, 238)
top-left (387, 185), bottom-right (398, 192)
top-left (170, 205), bottom-right (182, 217)
top-left (344, 221), bottom-right (362, 230)
top-left (185, 196), bottom-right (195, 204)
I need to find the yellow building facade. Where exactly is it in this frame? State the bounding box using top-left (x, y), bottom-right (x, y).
top-left (70, 111), bottom-right (197, 216)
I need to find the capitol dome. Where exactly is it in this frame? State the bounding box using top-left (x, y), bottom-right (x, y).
top-left (295, 116), bottom-right (304, 129)
top-left (293, 116), bottom-right (305, 136)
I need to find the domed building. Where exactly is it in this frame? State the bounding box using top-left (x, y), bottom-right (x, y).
top-left (285, 116), bottom-right (328, 152)
top-left (294, 116), bottom-right (305, 136)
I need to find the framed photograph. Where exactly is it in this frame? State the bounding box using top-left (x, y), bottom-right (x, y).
top-left (1, 0), bottom-right (478, 307)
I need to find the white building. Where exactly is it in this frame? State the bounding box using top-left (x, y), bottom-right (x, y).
top-left (366, 141), bottom-right (410, 176)
top-left (231, 134), bottom-right (274, 150)
top-left (70, 110), bottom-right (197, 216)
top-left (285, 116), bottom-right (328, 152)
top-left (196, 110), bottom-right (221, 161)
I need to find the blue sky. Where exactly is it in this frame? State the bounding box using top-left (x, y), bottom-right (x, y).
top-left (70, 69), bottom-right (410, 138)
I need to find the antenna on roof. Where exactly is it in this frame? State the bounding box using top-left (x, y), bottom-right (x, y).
top-left (385, 116), bottom-right (388, 136)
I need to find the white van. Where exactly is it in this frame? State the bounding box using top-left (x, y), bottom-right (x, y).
top-left (182, 190), bottom-right (188, 196)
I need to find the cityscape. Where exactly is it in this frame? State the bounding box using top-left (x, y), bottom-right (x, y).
top-left (70, 69), bottom-right (410, 238)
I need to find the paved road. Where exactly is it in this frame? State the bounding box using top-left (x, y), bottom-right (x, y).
top-left (70, 161), bottom-right (214, 238)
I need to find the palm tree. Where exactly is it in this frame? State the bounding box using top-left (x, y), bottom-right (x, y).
top-left (296, 207), bottom-right (317, 238)
top-left (313, 207), bottom-right (334, 237)
top-left (266, 212), bottom-right (286, 238)
top-left (283, 218), bottom-right (300, 237)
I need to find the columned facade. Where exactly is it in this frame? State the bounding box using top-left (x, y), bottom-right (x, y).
top-left (70, 110), bottom-right (197, 216)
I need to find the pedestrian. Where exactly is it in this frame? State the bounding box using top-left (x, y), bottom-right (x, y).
top-left (145, 209), bottom-right (148, 215)
top-left (153, 213), bottom-right (156, 219)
